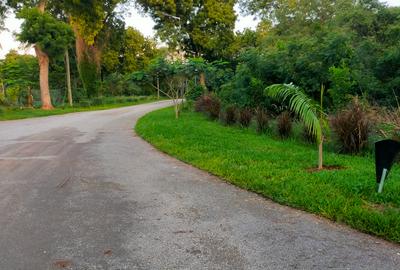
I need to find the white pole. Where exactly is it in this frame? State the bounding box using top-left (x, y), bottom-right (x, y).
top-left (378, 168), bottom-right (388, 193)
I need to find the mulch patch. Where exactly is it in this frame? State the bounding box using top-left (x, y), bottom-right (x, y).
top-left (307, 165), bottom-right (345, 173)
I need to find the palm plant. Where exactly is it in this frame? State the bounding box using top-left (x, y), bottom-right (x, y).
top-left (265, 83), bottom-right (326, 170)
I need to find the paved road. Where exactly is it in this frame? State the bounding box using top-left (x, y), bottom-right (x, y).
top-left (0, 101), bottom-right (399, 270)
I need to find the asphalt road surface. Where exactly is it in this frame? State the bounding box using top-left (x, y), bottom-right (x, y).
top-left (0, 101), bottom-right (399, 270)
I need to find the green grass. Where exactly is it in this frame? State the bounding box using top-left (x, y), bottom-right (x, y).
top-left (136, 107), bottom-right (400, 243)
top-left (0, 96), bottom-right (162, 121)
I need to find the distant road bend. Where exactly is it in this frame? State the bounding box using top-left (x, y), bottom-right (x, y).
top-left (0, 100), bottom-right (399, 270)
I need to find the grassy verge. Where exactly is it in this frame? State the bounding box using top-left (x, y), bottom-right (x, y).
top-left (136, 107), bottom-right (400, 243)
top-left (0, 96), bottom-right (162, 121)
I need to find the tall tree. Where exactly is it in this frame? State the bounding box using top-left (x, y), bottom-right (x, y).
top-left (63, 0), bottom-right (128, 97)
top-left (122, 27), bottom-right (157, 73)
top-left (238, 0), bottom-right (382, 35)
top-left (136, 0), bottom-right (236, 61)
top-left (13, 1), bottom-right (73, 109)
top-left (101, 25), bottom-right (157, 75)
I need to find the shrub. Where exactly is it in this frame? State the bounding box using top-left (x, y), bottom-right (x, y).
top-left (195, 94), bottom-right (221, 119)
top-left (331, 97), bottom-right (372, 154)
top-left (194, 95), bottom-right (207, 112)
top-left (277, 111), bottom-right (292, 138)
top-left (239, 108), bottom-right (253, 127)
top-left (125, 97), bottom-right (137, 103)
top-left (0, 106), bottom-right (5, 115)
top-left (115, 97), bottom-right (127, 103)
top-left (224, 105), bottom-right (237, 125)
top-left (207, 95), bottom-right (221, 120)
top-left (91, 97), bottom-right (104, 106)
top-left (104, 98), bottom-right (116, 104)
top-left (255, 108), bottom-right (269, 133)
top-left (187, 85), bottom-right (204, 101)
top-left (79, 100), bottom-right (91, 107)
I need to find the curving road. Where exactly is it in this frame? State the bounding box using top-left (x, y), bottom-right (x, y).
top-left (0, 100), bottom-right (399, 270)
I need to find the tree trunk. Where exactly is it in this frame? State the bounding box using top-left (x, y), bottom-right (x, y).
top-left (175, 104), bottom-right (180, 119)
top-left (318, 136), bottom-right (324, 170)
top-left (73, 25), bottom-right (101, 97)
top-left (35, 0), bottom-right (53, 110)
top-left (27, 86), bottom-right (33, 108)
top-left (73, 28), bottom-right (101, 69)
top-left (65, 50), bottom-right (73, 106)
top-left (199, 72), bottom-right (207, 92)
top-left (0, 81), bottom-right (4, 96)
top-left (157, 77), bottom-right (160, 99)
top-left (38, 0), bottom-right (46, 12)
top-left (35, 45), bottom-right (53, 110)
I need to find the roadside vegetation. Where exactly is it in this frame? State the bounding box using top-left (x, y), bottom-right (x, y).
top-left (136, 107), bottom-right (400, 243)
top-left (0, 96), bottom-right (159, 121)
top-left (133, 1), bottom-right (400, 243)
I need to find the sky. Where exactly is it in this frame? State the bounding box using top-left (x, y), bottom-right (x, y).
top-left (0, 0), bottom-right (399, 59)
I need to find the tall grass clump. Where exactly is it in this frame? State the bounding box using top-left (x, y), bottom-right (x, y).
top-left (255, 107), bottom-right (269, 133)
top-left (331, 97), bottom-right (372, 154)
top-left (238, 108), bottom-right (253, 127)
top-left (194, 94), bottom-right (221, 120)
top-left (277, 111), bottom-right (292, 138)
top-left (223, 105), bottom-right (237, 125)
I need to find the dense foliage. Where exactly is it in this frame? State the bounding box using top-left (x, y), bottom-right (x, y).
top-left (225, 1), bottom-right (400, 109)
top-left (17, 8), bottom-right (73, 58)
top-left (136, 0), bottom-right (237, 60)
top-left (1, 0), bottom-right (400, 138)
top-left (0, 51), bottom-right (38, 105)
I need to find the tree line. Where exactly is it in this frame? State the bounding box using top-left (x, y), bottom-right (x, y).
top-left (1, 0), bottom-right (399, 112)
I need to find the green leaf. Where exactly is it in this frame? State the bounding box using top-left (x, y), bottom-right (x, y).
top-left (265, 83), bottom-right (322, 143)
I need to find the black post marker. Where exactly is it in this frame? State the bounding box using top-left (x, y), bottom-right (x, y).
top-left (375, 140), bottom-right (400, 193)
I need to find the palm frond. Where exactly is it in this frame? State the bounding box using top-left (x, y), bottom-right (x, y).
top-left (265, 83), bottom-right (322, 143)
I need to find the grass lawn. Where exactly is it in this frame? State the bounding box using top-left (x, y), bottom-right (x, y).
top-left (136, 107), bottom-right (400, 243)
top-left (0, 96), bottom-right (162, 121)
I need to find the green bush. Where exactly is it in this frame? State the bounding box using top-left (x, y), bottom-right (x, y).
top-left (115, 97), bottom-right (127, 103)
top-left (102, 73), bottom-right (148, 97)
top-left (187, 85), bottom-right (204, 101)
top-left (79, 59), bottom-right (100, 98)
top-left (125, 97), bottom-right (137, 103)
top-left (78, 100), bottom-right (91, 108)
top-left (91, 97), bottom-right (104, 106)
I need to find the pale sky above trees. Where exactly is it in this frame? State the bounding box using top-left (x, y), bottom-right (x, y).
top-left (0, 0), bottom-right (398, 59)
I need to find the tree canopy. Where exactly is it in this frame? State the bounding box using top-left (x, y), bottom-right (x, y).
top-left (17, 8), bottom-right (73, 58)
top-left (136, 0), bottom-right (237, 60)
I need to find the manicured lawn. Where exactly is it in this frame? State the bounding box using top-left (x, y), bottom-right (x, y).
top-left (136, 107), bottom-right (400, 243)
top-left (0, 96), bottom-right (162, 121)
